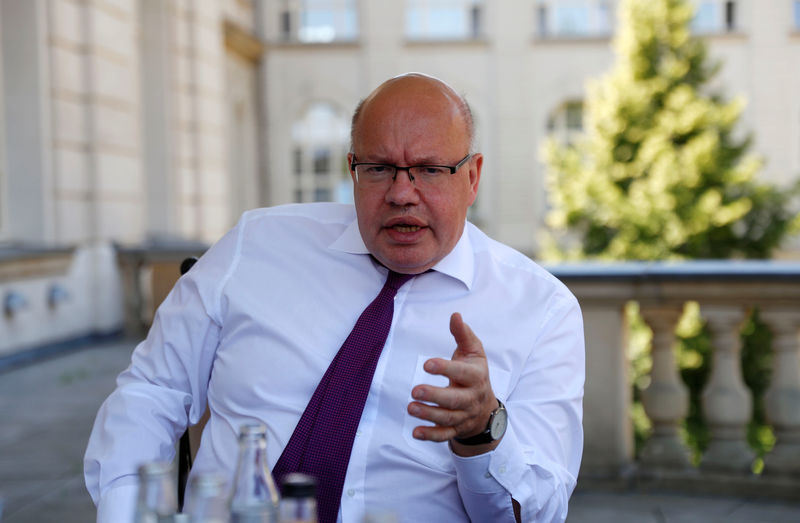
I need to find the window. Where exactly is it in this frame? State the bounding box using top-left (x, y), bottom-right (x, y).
top-left (406, 0), bottom-right (484, 41)
top-left (293, 147), bottom-right (303, 175)
top-left (536, 0), bottom-right (612, 38)
top-left (313, 148), bottom-right (330, 175)
top-left (725, 0), bottom-right (735, 31)
top-left (280, 9), bottom-right (292, 40)
top-left (691, 0), bottom-right (737, 33)
top-left (794, 0), bottom-right (800, 30)
top-left (280, 0), bottom-right (358, 43)
top-left (291, 102), bottom-right (351, 203)
top-left (547, 101), bottom-right (584, 145)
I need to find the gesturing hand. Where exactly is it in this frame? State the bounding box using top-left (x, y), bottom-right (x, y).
top-left (407, 312), bottom-right (502, 455)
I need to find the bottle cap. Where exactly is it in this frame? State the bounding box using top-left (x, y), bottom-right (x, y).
top-left (238, 423), bottom-right (268, 439)
top-left (138, 461), bottom-right (173, 478)
top-left (281, 472), bottom-right (316, 498)
top-left (188, 472), bottom-right (226, 495)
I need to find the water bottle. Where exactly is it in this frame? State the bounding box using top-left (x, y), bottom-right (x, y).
top-left (278, 473), bottom-right (317, 523)
top-left (183, 472), bottom-right (229, 523)
top-left (229, 423), bottom-right (280, 523)
top-left (133, 461), bottom-right (178, 523)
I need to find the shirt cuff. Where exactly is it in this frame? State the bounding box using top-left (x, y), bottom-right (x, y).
top-left (96, 482), bottom-right (138, 523)
top-left (452, 425), bottom-right (531, 496)
top-left (451, 448), bottom-right (506, 494)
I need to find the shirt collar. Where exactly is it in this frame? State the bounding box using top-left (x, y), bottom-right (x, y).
top-left (329, 216), bottom-right (474, 290)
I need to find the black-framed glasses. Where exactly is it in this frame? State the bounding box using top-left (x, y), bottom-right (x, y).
top-left (350, 153), bottom-right (472, 188)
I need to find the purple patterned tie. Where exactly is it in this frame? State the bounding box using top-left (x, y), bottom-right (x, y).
top-left (272, 269), bottom-right (414, 523)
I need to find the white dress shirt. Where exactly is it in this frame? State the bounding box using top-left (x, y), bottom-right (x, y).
top-left (85, 202), bottom-right (584, 522)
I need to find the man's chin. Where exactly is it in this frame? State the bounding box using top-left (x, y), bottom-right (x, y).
top-left (375, 246), bottom-right (437, 274)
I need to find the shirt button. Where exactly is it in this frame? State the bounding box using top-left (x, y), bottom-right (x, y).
top-left (356, 430), bottom-right (363, 437)
top-left (499, 465), bottom-right (507, 474)
top-left (347, 488), bottom-right (356, 497)
top-left (484, 471), bottom-right (492, 478)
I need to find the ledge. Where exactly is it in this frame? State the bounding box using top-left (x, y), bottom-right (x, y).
top-left (268, 39), bottom-right (360, 50)
top-left (0, 245), bottom-right (75, 282)
top-left (532, 34), bottom-right (612, 45)
top-left (546, 260), bottom-right (800, 281)
top-left (115, 238), bottom-right (208, 265)
top-left (545, 260), bottom-right (800, 307)
top-left (404, 36), bottom-right (489, 47)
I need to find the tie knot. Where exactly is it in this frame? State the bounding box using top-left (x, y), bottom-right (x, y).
top-left (385, 270), bottom-right (414, 291)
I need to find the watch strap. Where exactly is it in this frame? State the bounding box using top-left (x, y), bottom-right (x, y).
top-left (453, 400), bottom-right (505, 446)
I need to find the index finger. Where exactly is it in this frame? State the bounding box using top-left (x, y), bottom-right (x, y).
top-left (449, 312), bottom-right (484, 358)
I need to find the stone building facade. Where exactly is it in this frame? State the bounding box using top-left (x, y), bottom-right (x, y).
top-left (1, 0), bottom-right (799, 356)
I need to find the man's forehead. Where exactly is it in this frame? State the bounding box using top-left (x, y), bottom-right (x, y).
top-left (370, 77), bottom-right (458, 105)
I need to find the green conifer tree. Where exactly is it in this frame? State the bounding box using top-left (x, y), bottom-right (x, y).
top-left (542, 0), bottom-right (799, 261)
top-left (541, 0), bottom-right (799, 469)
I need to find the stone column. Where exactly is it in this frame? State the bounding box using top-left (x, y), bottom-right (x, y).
top-left (760, 309), bottom-right (800, 476)
top-left (639, 306), bottom-right (691, 468)
top-left (700, 306), bottom-right (754, 473)
top-left (580, 303), bottom-right (635, 474)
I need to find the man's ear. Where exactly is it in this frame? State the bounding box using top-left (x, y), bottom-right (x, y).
top-left (467, 153), bottom-right (483, 205)
top-left (347, 152), bottom-right (357, 183)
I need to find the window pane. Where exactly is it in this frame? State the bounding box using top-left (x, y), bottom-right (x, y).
top-left (538, 1), bottom-right (613, 38)
top-left (313, 148), bottom-right (331, 174)
top-left (565, 102), bottom-right (583, 130)
top-left (293, 147), bottom-right (303, 175)
top-left (692, 1), bottom-right (718, 32)
top-left (406, 0), bottom-right (483, 40)
top-left (794, 0), bottom-right (800, 29)
top-left (537, 5), bottom-right (548, 36)
top-left (554, 5), bottom-right (590, 35)
top-left (292, 102), bottom-right (349, 205)
top-left (313, 188), bottom-right (332, 201)
top-left (298, 0), bottom-right (358, 43)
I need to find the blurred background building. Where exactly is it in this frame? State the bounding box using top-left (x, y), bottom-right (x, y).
top-left (1, 0), bottom-right (799, 356)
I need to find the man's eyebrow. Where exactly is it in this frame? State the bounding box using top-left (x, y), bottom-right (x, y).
top-left (356, 154), bottom-right (445, 165)
top-left (406, 156), bottom-right (449, 165)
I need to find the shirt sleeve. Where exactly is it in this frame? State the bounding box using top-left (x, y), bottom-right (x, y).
top-left (453, 291), bottom-right (585, 523)
top-left (83, 218), bottom-right (246, 522)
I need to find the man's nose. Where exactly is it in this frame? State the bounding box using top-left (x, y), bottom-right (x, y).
top-left (385, 168), bottom-right (420, 204)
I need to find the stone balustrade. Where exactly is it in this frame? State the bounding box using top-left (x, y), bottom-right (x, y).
top-left (548, 261), bottom-right (800, 496)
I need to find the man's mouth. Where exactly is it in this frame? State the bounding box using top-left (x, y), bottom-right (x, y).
top-left (392, 224), bottom-right (421, 233)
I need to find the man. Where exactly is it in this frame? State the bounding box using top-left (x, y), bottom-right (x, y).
top-left (85, 73), bottom-right (584, 522)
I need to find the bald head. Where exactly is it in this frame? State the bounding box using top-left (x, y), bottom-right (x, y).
top-left (350, 73), bottom-right (474, 152)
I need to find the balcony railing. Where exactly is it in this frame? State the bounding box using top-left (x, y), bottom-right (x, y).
top-left (548, 261), bottom-right (800, 497)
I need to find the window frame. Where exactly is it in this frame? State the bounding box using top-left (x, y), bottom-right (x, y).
top-left (291, 102), bottom-right (351, 204)
top-left (280, 0), bottom-right (360, 44)
top-left (794, 0), bottom-right (800, 31)
top-left (535, 0), bottom-right (613, 40)
top-left (690, 0), bottom-right (739, 34)
top-left (547, 100), bottom-right (585, 146)
top-left (405, 0), bottom-right (485, 42)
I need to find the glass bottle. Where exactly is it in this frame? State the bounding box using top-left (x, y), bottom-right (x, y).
top-left (229, 423), bottom-right (280, 523)
top-left (278, 473), bottom-right (317, 523)
top-left (183, 472), bottom-right (229, 523)
top-left (133, 461), bottom-right (178, 523)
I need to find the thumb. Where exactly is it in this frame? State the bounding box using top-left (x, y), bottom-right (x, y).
top-left (449, 312), bottom-right (484, 358)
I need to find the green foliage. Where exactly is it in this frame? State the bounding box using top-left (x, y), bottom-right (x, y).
top-left (542, 0), bottom-right (800, 261)
top-left (541, 0), bottom-right (798, 471)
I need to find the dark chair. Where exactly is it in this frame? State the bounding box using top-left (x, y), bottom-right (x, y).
top-left (177, 256), bottom-right (198, 510)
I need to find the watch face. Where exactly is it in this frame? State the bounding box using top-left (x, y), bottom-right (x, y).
top-left (490, 407), bottom-right (508, 439)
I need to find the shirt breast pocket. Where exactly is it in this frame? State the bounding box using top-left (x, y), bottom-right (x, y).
top-left (401, 353), bottom-right (512, 471)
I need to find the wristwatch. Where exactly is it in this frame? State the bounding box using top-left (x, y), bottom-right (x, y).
top-left (453, 399), bottom-right (508, 446)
